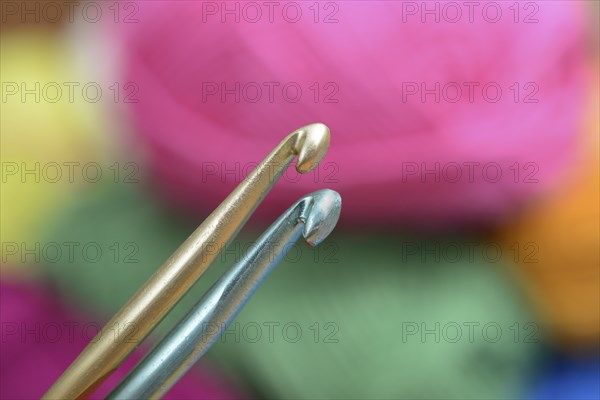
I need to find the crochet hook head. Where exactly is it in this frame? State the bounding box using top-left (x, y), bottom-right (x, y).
top-left (301, 188), bottom-right (342, 246)
top-left (44, 124), bottom-right (331, 400)
top-left (293, 122), bottom-right (330, 173)
top-left (108, 190), bottom-right (341, 400)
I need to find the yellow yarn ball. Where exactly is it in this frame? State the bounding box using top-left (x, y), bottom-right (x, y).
top-left (1, 31), bottom-right (110, 260)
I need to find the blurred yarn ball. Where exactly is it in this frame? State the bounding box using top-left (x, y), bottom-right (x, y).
top-left (0, 279), bottom-right (244, 399)
top-left (495, 84), bottom-right (599, 348)
top-left (121, 1), bottom-right (589, 226)
top-left (1, 31), bottom-right (110, 252)
top-left (529, 354), bottom-right (600, 400)
top-left (207, 235), bottom-right (542, 400)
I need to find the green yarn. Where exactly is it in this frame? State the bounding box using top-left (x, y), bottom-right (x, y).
top-left (208, 235), bottom-right (543, 400)
top-left (42, 184), bottom-right (225, 339)
top-left (43, 184), bottom-right (542, 398)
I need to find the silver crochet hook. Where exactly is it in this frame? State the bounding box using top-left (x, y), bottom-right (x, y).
top-left (108, 189), bottom-right (342, 400)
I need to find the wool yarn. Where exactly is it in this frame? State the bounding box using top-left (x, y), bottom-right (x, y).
top-left (120, 1), bottom-right (589, 226)
top-left (1, 31), bottom-right (110, 252)
top-left (495, 82), bottom-right (599, 348)
top-left (529, 354), bottom-right (600, 400)
top-left (208, 235), bottom-right (542, 399)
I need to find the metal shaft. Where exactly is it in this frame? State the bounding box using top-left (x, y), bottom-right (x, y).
top-left (43, 124), bottom-right (330, 399)
top-left (108, 189), bottom-right (341, 399)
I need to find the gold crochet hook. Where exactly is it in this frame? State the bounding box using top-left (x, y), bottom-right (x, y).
top-left (43, 123), bottom-right (331, 400)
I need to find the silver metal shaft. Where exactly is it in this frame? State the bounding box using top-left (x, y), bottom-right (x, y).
top-left (108, 189), bottom-right (341, 399)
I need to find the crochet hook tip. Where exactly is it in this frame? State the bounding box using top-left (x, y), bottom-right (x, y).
top-left (293, 123), bottom-right (330, 174)
top-left (302, 189), bottom-right (342, 247)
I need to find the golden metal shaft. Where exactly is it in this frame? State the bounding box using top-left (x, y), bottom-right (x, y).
top-left (43, 123), bottom-right (330, 399)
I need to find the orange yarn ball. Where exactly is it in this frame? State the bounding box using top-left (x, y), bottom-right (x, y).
top-left (497, 82), bottom-right (599, 348)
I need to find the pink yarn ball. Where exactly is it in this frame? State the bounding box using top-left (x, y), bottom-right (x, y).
top-left (0, 279), bottom-right (244, 399)
top-left (121, 1), bottom-right (589, 226)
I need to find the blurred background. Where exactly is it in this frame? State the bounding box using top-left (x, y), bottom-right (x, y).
top-left (1, 1), bottom-right (599, 399)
